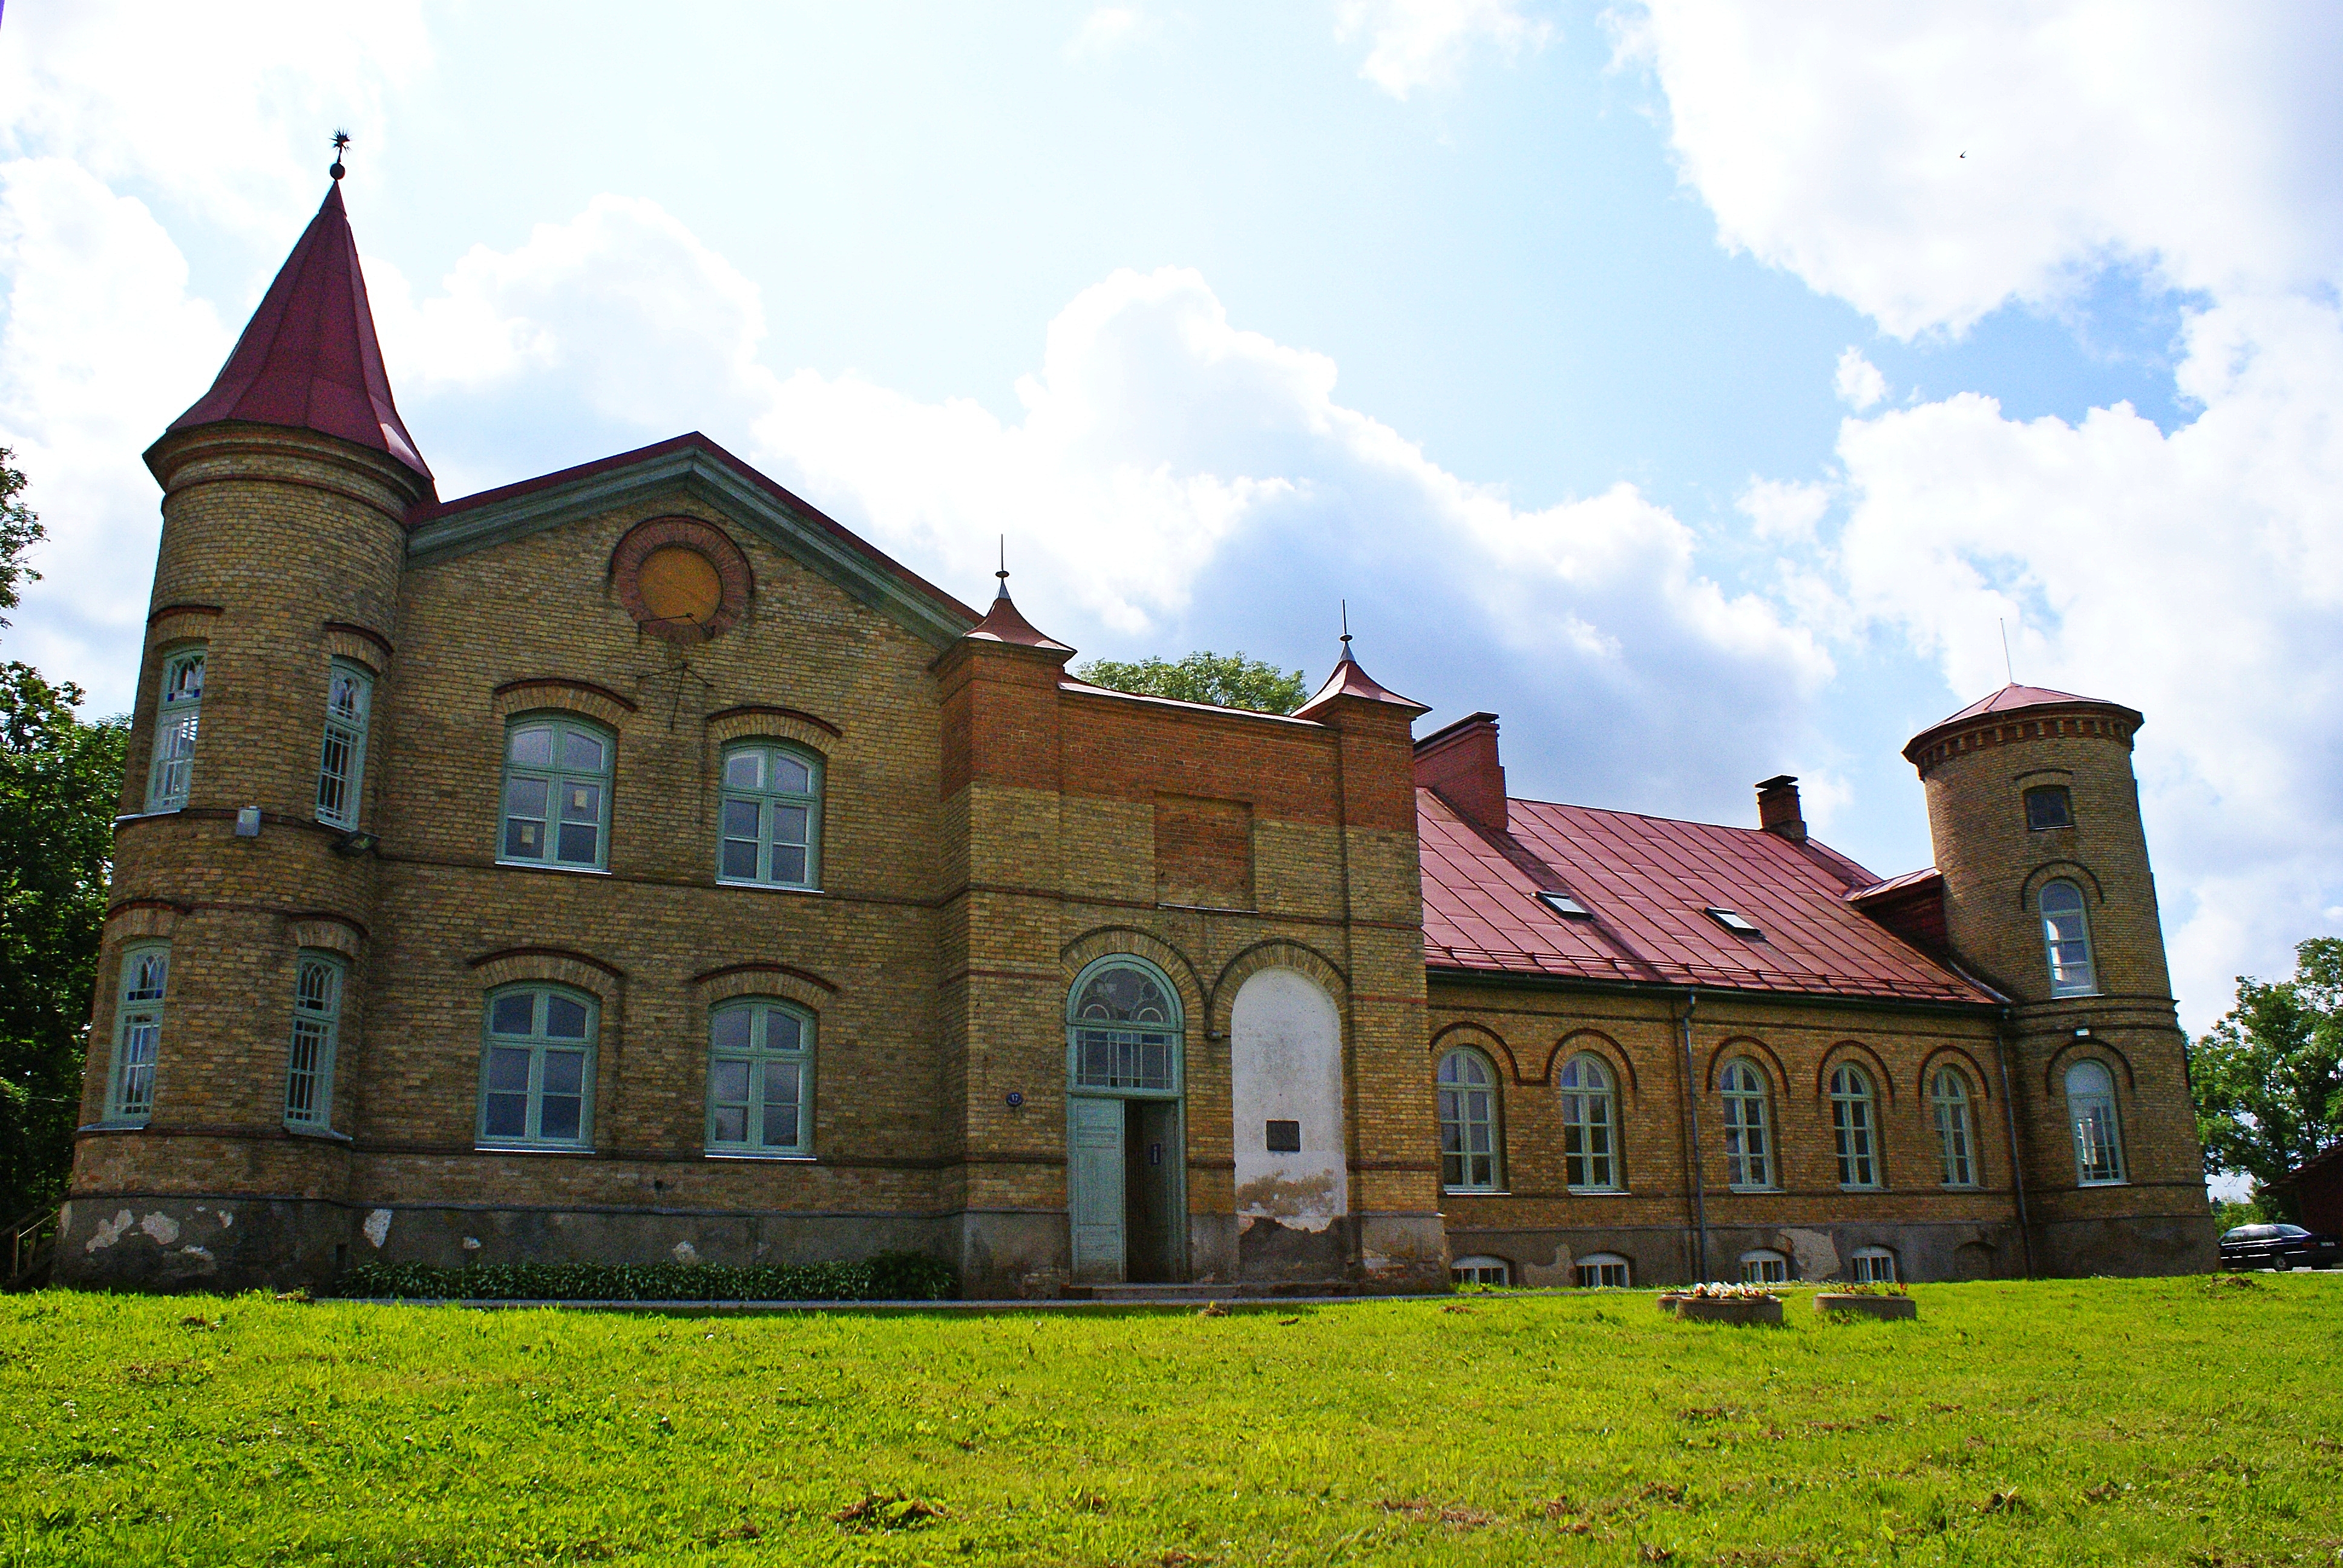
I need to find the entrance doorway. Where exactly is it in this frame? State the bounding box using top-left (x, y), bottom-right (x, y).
top-left (1066, 958), bottom-right (1187, 1284)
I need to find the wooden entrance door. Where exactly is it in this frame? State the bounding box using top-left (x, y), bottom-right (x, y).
top-left (1069, 1096), bottom-right (1126, 1282)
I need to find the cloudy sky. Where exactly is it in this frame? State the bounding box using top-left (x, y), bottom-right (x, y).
top-left (2, 1), bottom-right (2339, 1036)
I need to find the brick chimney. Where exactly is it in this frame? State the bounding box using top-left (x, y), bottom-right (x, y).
top-left (1755, 774), bottom-right (1805, 840)
top-left (1414, 712), bottom-right (1507, 834)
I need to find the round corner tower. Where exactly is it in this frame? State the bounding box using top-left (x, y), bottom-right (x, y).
top-left (1903, 684), bottom-right (2215, 1278)
top-left (59, 178), bottom-right (433, 1292)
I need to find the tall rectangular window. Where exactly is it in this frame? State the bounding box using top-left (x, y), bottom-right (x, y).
top-left (283, 952), bottom-right (346, 1129)
top-left (500, 718), bottom-right (612, 871)
top-left (145, 648), bottom-right (205, 811)
top-left (705, 1000), bottom-right (814, 1156)
top-left (106, 945), bottom-right (171, 1123)
top-left (479, 986), bottom-right (597, 1149)
top-left (314, 661), bottom-right (373, 829)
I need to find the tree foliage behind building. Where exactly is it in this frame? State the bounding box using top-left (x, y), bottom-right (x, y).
top-left (2192, 937), bottom-right (2343, 1219)
top-left (1072, 651), bottom-right (1309, 715)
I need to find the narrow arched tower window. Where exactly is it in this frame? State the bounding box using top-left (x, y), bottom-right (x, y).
top-left (2065, 1059), bottom-right (2126, 1185)
top-left (2039, 879), bottom-right (2097, 996)
top-left (1719, 1058), bottom-right (1773, 1190)
top-left (105, 944), bottom-right (171, 1124)
top-left (1437, 1048), bottom-right (1501, 1192)
top-left (1556, 1053), bottom-right (1618, 1191)
top-left (145, 648), bottom-right (205, 811)
top-left (315, 661), bottom-right (373, 829)
top-left (1931, 1067), bottom-right (1978, 1187)
top-left (1829, 1063), bottom-right (1879, 1189)
top-left (283, 952), bottom-right (346, 1129)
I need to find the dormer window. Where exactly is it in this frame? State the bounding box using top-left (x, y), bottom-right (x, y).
top-left (1536, 890), bottom-right (1591, 918)
top-left (1705, 907), bottom-right (1762, 936)
top-left (2025, 785), bottom-right (2074, 830)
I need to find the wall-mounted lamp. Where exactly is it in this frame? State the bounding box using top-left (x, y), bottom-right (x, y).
top-left (331, 829), bottom-right (381, 857)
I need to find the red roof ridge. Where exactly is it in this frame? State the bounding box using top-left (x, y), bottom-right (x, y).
top-left (160, 181), bottom-right (431, 488)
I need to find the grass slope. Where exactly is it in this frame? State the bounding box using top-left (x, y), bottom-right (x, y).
top-left (2, 1276), bottom-right (2339, 1566)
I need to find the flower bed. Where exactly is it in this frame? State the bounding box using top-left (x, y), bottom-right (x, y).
top-left (1670, 1281), bottom-right (1785, 1325)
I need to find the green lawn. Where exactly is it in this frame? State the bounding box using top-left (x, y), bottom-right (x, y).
top-left (2, 1276), bottom-right (2338, 1566)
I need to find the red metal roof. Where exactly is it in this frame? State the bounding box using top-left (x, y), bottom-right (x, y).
top-left (1294, 648), bottom-right (1428, 721)
top-left (162, 182), bottom-right (430, 484)
top-left (1419, 789), bottom-right (1997, 1004)
top-left (1935, 683), bottom-right (2099, 723)
top-left (965, 583), bottom-right (1072, 652)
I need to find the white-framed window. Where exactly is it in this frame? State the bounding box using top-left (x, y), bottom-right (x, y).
top-left (717, 742), bottom-right (822, 889)
top-left (1739, 1248), bottom-right (1790, 1284)
top-left (1931, 1067), bottom-right (1978, 1187)
top-left (1829, 1063), bottom-right (1880, 1189)
top-left (706, 998), bottom-right (814, 1156)
top-left (1719, 1058), bottom-right (1774, 1190)
top-left (500, 716), bottom-right (613, 871)
top-left (314, 661), bottom-right (373, 829)
top-left (2039, 879), bottom-right (2097, 996)
top-left (1558, 1053), bottom-right (1619, 1191)
top-left (1850, 1247), bottom-right (1897, 1284)
top-left (2065, 1059), bottom-right (2126, 1185)
top-left (479, 985), bottom-right (597, 1149)
top-left (1067, 960), bottom-right (1182, 1095)
top-left (1575, 1252), bottom-right (1631, 1289)
top-left (1437, 1048), bottom-right (1502, 1192)
top-left (1450, 1254), bottom-right (1510, 1286)
top-left (145, 647), bottom-right (205, 811)
top-left (105, 944), bottom-right (171, 1124)
top-left (282, 951), bottom-right (345, 1130)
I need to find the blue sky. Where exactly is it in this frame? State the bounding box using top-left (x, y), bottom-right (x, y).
top-left (2, 1), bottom-right (2340, 1050)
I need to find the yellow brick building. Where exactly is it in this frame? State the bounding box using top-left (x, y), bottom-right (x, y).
top-left (56, 181), bottom-right (2214, 1296)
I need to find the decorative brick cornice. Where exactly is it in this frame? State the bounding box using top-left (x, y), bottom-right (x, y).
top-left (1904, 702), bottom-right (2143, 778)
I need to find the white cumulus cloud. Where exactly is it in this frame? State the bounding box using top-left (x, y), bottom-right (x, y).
top-left (1339, 0), bottom-right (1552, 100)
top-left (1833, 348), bottom-right (1886, 411)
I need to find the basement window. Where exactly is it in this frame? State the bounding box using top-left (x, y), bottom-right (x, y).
top-left (1536, 890), bottom-right (1592, 918)
top-left (1705, 907), bottom-right (1763, 936)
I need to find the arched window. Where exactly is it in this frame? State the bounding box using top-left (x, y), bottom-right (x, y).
top-left (1068, 961), bottom-right (1181, 1093)
top-left (1738, 1247), bottom-right (1789, 1284)
top-left (1450, 1254), bottom-right (1510, 1287)
top-left (314, 660), bottom-right (373, 830)
top-left (1850, 1246), bottom-right (1898, 1284)
top-left (1575, 1252), bottom-right (1631, 1289)
top-left (1829, 1063), bottom-right (1879, 1189)
top-left (1437, 1048), bottom-right (1502, 1192)
top-left (718, 742), bottom-right (822, 889)
top-left (283, 951), bottom-right (346, 1131)
top-left (1931, 1067), bottom-right (1978, 1187)
top-left (500, 716), bottom-right (612, 871)
top-left (2065, 1059), bottom-right (2125, 1185)
top-left (479, 985), bottom-right (597, 1149)
top-left (2039, 879), bottom-right (2097, 996)
top-left (1557, 1053), bottom-right (1619, 1191)
top-left (707, 999), bottom-right (814, 1156)
top-left (105, 944), bottom-right (171, 1125)
top-left (145, 647), bottom-right (204, 811)
top-left (1719, 1058), bottom-right (1773, 1190)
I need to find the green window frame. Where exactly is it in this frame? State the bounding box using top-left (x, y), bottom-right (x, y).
top-left (105, 944), bottom-right (171, 1124)
top-left (145, 647), bottom-right (205, 811)
top-left (1829, 1063), bottom-right (1880, 1189)
top-left (1932, 1067), bottom-right (1978, 1187)
top-left (1066, 959), bottom-right (1183, 1096)
top-left (1720, 1058), bottom-right (1774, 1190)
top-left (499, 716), bottom-right (612, 871)
top-left (478, 985), bottom-right (598, 1149)
top-left (314, 660), bottom-right (373, 829)
top-left (717, 742), bottom-right (822, 889)
top-left (1557, 1052), bottom-right (1619, 1191)
top-left (283, 951), bottom-right (346, 1130)
top-left (2040, 878), bottom-right (2097, 996)
top-left (705, 999), bottom-right (815, 1156)
top-left (1437, 1047), bottom-right (1502, 1192)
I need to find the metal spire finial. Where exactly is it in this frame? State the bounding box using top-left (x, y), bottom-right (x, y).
top-left (1340, 598), bottom-right (1352, 658)
top-left (995, 534), bottom-right (1010, 599)
top-left (330, 130), bottom-right (351, 182)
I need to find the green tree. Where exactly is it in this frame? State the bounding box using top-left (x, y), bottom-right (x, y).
top-left (0, 448), bottom-right (45, 627)
top-left (2192, 938), bottom-right (2343, 1219)
top-left (1073, 651), bottom-right (1311, 715)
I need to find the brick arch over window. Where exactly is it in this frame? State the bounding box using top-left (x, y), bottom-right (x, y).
top-left (1429, 1020), bottom-right (1524, 1083)
top-left (1209, 939), bottom-right (1348, 1041)
top-left (105, 899), bottom-right (185, 942)
top-left (1815, 1040), bottom-right (1896, 1105)
top-left (286, 914), bottom-right (364, 960)
top-left (2017, 860), bottom-right (2106, 910)
top-left (491, 678), bottom-right (638, 729)
top-left (1706, 1036), bottom-right (1789, 1094)
top-left (706, 705), bottom-right (840, 755)
top-left (2045, 1039), bottom-right (2136, 1093)
top-left (466, 945), bottom-right (623, 998)
top-left (691, 961), bottom-right (836, 1013)
top-left (1916, 1045), bottom-right (1993, 1103)
top-left (1060, 927), bottom-right (1207, 1036)
top-left (1542, 1028), bottom-right (1637, 1096)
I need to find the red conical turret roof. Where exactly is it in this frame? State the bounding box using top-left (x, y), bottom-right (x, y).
top-left (1294, 642), bottom-right (1427, 722)
top-left (963, 572), bottom-right (1073, 654)
top-left (162, 181), bottom-right (430, 485)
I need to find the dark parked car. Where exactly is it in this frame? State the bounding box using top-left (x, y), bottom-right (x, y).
top-left (2219, 1223), bottom-right (2342, 1270)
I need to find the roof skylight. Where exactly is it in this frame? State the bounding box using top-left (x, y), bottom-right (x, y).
top-left (1536, 890), bottom-right (1592, 918)
top-left (1705, 907), bottom-right (1763, 936)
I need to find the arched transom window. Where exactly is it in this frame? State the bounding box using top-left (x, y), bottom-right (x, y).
top-left (2039, 879), bottom-right (2097, 996)
top-left (500, 716), bottom-right (612, 870)
top-left (719, 742), bottom-right (822, 889)
top-left (1068, 962), bottom-right (1181, 1093)
top-left (1437, 1048), bottom-right (1502, 1192)
top-left (2065, 1059), bottom-right (2126, 1185)
top-left (1719, 1058), bottom-right (1773, 1190)
top-left (1931, 1067), bottom-right (1978, 1187)
top-left (1557, 1053), bottom-right (1619, 1191)
top-left (1829, 1063), bottom-right (1879, 1189)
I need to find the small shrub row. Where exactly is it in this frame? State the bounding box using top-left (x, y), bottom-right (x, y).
top-left (334, 1252), bottom-right (957, 1302)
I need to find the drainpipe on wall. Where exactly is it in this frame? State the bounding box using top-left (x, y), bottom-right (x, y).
top-left (1679, 987), bottom-right (1709, 1282)
top-left (1994, 1005), bottom-right (2035, 1279)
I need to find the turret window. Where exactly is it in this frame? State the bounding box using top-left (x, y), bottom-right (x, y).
top-left (1829, 1064), bottom-right (1880, 1189)
top-left (1437, 1048), bottom-right (1502, 1192)
top-left (1931, 1067), bottom-right (1978, 1187)
top-left (499, 716), bottom-right (612, 871)
top-left (2024, 785), bottom-right (2074, 830)
top-left (1719, 1058), bottom-right (1774, 1190)
top-left (145, 648), bottom-right (204, 811)
top-left (314, 661), bottom-right (373, 830)
top-left (717, 742), bottom-right (822, 889)
top-left (2039, 879), bottom-right (2097, 996)
top-left (706, 999), bottom-right (815, 1157)
top-left (1556, 1053), bottom-right (1619, 1191)
top-left (2065, 1060), bottom-right (2126, 1185)
top-left (283, 952), bottom-right (346, 1130)
top-left (478, 985), bottom-right (598, 1149)
top-left (105, 944), bottom-right (171, 1124)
